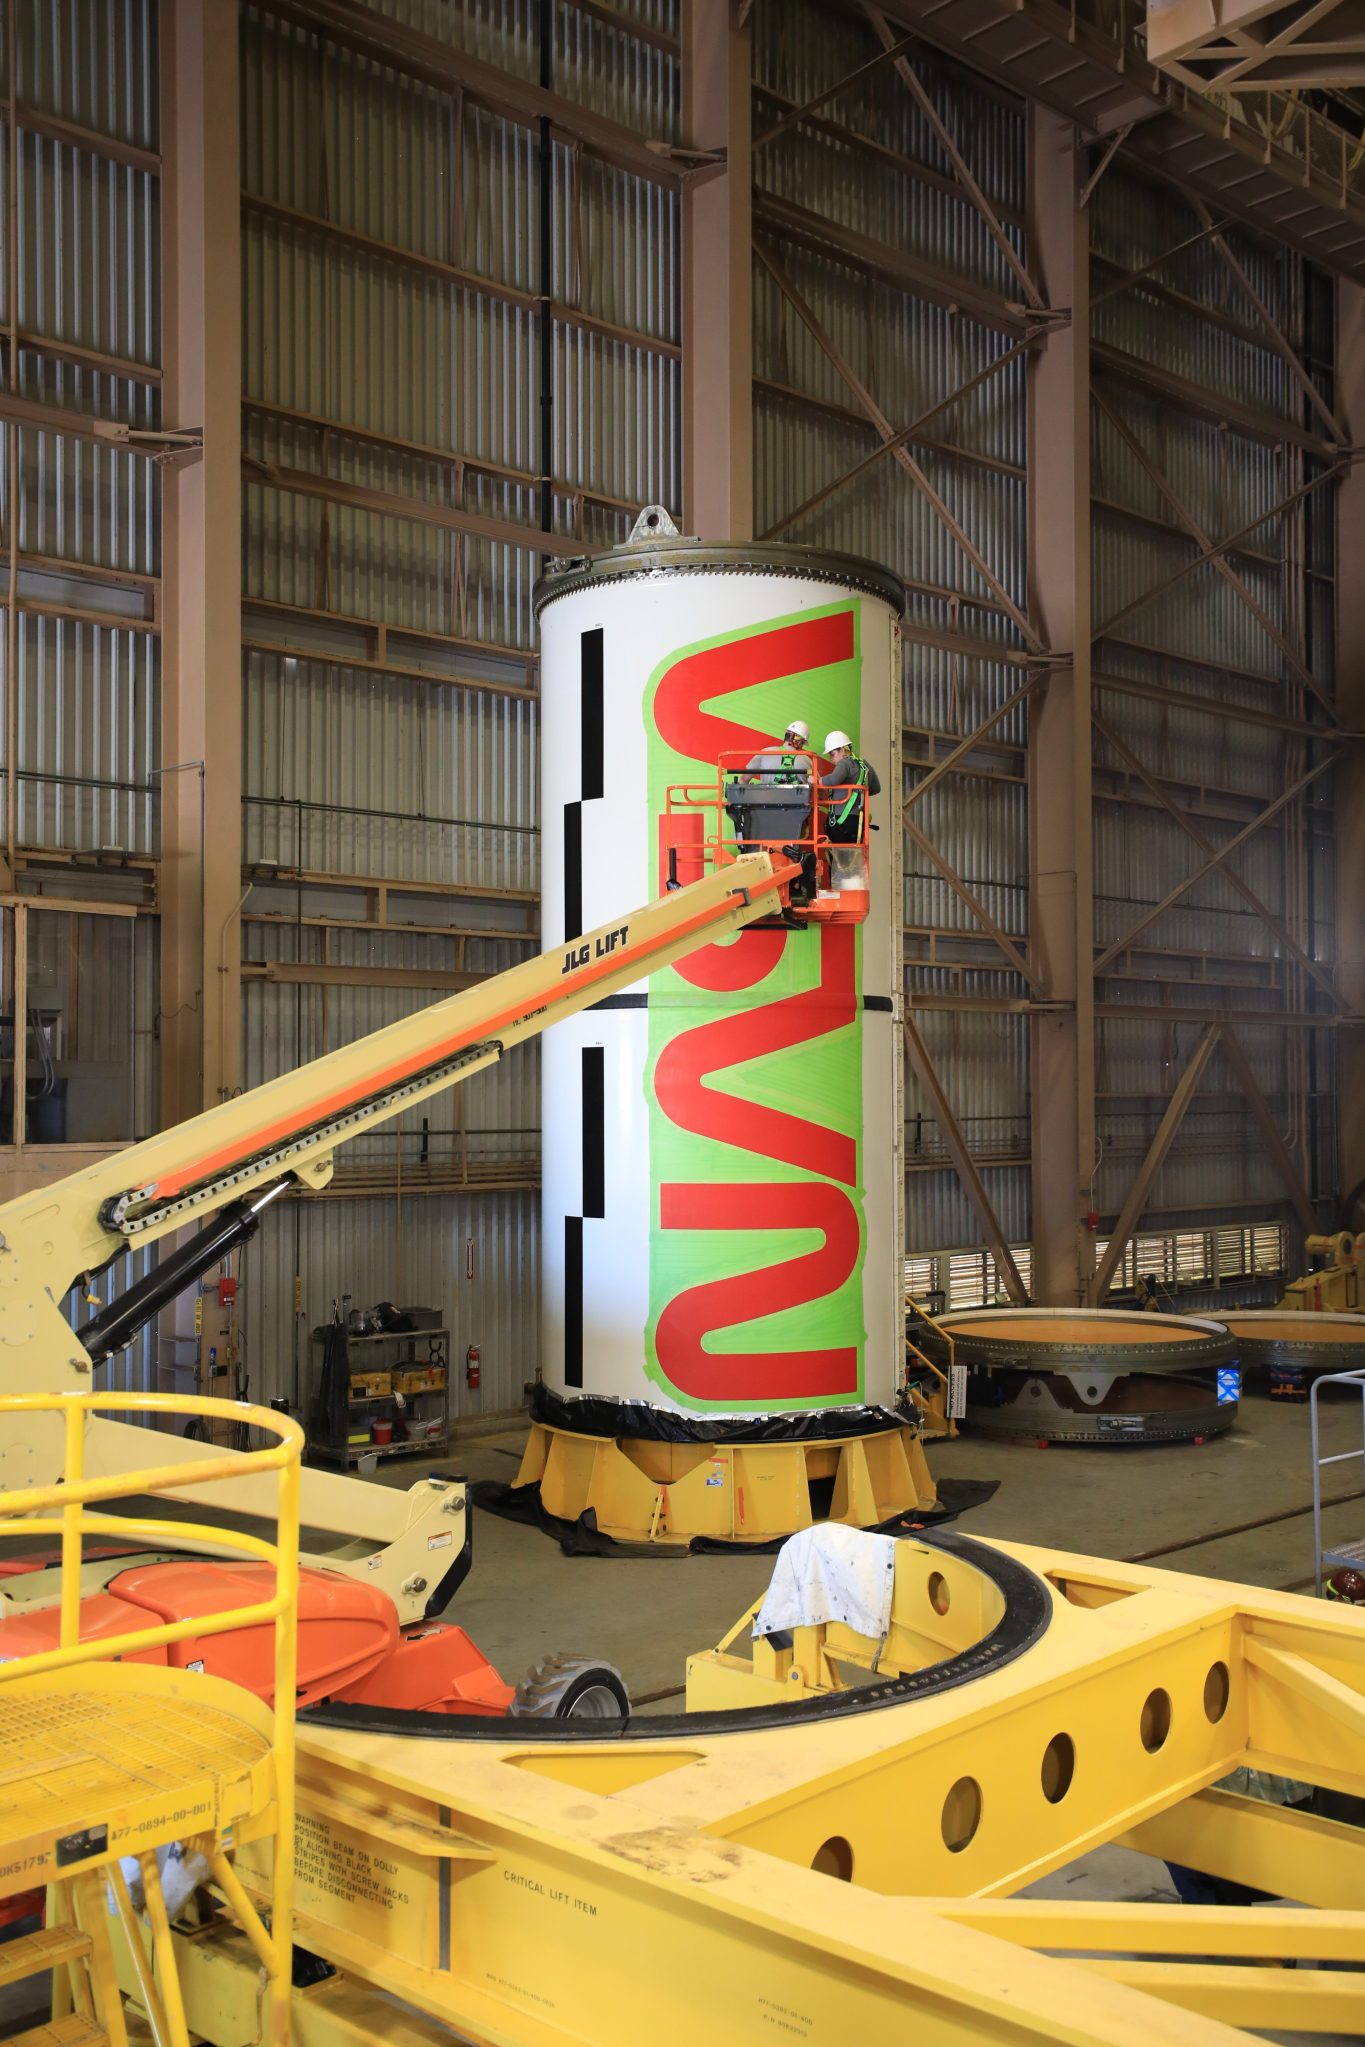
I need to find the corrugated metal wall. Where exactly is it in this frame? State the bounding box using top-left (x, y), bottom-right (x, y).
top-left (752, 0), bottom-right (1032, 1256)
top-left (10, 0), bottom-right (1341, 1407)
top-left (1090, 160), bottom-right (1336, 1236)
top-left (237, 1), bottom-right (681, 1413)
top-left (6, 0), bottom-right (160, 864)
top-left (239, 1190), bottom-right (537, 1425)
top-left (751, 18), bottom-right (1334, 1273)
top-left (0, 0), bottom-right (161, 1387)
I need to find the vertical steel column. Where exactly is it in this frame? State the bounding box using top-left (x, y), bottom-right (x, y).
top-left (159, 0), bottom-right (242, 1120)
top-left (1026, 111), bottom-right (1095, 1304)
top-left (3, 0), bottom-right (17, 893)
top-left (1336, 282), bottom-right (1365, 1205)
top-left (681, 0), bottom-right (752, 542)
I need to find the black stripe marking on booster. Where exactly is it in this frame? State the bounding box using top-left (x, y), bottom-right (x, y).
top-left (581, 1045), bottom-right (605, 1221)
top-left (563, 1215), bottom-right (584, 1388)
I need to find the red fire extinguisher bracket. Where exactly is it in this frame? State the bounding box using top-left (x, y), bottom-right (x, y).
top-left (465, 1344), bottom-right (481, 1391)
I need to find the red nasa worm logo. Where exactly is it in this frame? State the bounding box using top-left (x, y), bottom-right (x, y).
top-left (651, 609), bottom-right (862, 1403)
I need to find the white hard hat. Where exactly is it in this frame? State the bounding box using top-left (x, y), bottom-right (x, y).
top-left (784, 718), bottom-right (810, 743)
top-left (825, 730), bottom-right (852, 752)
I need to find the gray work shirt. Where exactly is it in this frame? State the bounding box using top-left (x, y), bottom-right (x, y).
top-left (821, 756), bottom-right (881, 797)
top-left (743, 750), bottom-right (811, 784)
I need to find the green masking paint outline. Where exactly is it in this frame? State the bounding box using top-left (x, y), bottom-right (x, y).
top-left (642, 599), bottom-right (867, 1412)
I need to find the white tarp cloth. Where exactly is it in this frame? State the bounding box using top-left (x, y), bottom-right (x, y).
top-left (752, 1524), bottom-right (898, 1642)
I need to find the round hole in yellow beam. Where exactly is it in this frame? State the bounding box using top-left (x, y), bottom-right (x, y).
top-left (1203, 1661), bottom-right (1230, 1724)
top-left (811, 1835), bottom-right (854, 1881)
top-left (1140, 1686), bottom-right (1172, 1753)
top-left (1041, 1731), bottom-right (1075, 1804)
top-left (941, 1776), bottom-right (982, 1853)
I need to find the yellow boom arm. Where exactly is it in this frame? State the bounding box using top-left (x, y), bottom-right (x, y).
top-left (0, 855), bottom-right (787, 1605)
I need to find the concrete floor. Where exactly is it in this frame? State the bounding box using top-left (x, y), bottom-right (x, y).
top-left (381, 1381), bottom-right (1365, 1703)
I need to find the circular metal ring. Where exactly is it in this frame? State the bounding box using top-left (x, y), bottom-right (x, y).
top-left (534, 538), bottom-right (906, 617)
top-left (303, 1530), bottom-right (1051, 1742)
top-left (919, 1306), bottom-right (1233, 1375)
top-left (964, 1370), bottom-right (1236, 1446)
top-left (1221, 1311), bottom-right (1365, 1375)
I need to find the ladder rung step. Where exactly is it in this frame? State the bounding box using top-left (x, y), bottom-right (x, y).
top-left (0, 1925), bottom-right (93, 1989)
top-left (6, 2018), bottom-right (106, 2047)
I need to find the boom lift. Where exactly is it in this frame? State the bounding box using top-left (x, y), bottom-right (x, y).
top-left (664, 748), bottom-right (872, 926)
top-left (0, 854), bottom-right (801, 1704)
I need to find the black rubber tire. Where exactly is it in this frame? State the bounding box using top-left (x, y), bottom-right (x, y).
top-left (510, 1653), bottom-right (630, 1721)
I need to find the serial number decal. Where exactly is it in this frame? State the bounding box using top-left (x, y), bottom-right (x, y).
top-left (758, 1995), bottom-right (815, 2037)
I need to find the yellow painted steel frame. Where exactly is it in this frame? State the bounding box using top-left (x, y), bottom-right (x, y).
top-left (0, 1390), bottom-right (302, 2047)
top-left (222, 1536), bottom-right (1365, 2047)
top-left (514, 1415), bottom-right (936, 1544)
top-left (0, 857), bottom-right (800, 1619)
top-left (1277, 1230), bottom-right (1364, 1313)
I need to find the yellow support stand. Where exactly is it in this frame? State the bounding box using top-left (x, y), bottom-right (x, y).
top-left (0, 1392), bottom-right (302, 2047)
top-left (1276, 1230), bottom-right (1364, 1312)
top-left (515, 1417), bottom-right (936, 1546)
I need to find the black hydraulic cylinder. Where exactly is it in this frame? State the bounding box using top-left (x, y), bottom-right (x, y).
top-left (77, 1178), bottom-right (290, 1366)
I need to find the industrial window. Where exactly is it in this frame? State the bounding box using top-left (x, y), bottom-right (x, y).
top-left (906, 1245), bottom-right (1033, 1310)
top-left (0, 900), bottom-right (154, 1150)
top-left (1250, 1225), bottom-right (1286, 1274)
top-left (904, 1253), bottom-right (938, 1301)
top-left (906, 1225), bottom-right (1285, 1303)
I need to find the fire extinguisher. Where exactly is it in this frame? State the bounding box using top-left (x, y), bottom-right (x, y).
top-left (465, 1344), bottom-right (481, 1392)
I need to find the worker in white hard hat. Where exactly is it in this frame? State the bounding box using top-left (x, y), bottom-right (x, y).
top-left (727, 718), bottom-right (816, 903)
top-left (744, 718), bottom-right (812, 785)
top-left (820, 730), bottom-right (880, 842)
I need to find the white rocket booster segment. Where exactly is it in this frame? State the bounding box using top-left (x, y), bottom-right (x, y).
top-left (536, 513), bottom-right (905, 1433)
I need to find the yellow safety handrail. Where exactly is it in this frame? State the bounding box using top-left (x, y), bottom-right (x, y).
top-left (0, 1389), bottom-right (302, 2047)
top-left (904, 1289), bottom-right (958, 1440)
top-left (905, 1334), bottom-right (950, 1390)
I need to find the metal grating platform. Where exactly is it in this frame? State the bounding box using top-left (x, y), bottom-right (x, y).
top-left (1, 1679), bottom-right (271, 1893)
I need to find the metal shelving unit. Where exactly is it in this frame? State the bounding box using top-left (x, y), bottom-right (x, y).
top-left (308, 1327), bottom-right (451, 1469)
top-left (1310, 1367), bottom-right (1365, 1594)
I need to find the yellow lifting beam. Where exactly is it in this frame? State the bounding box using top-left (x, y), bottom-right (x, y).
top-left (193, 1533), bottom-right (1365, 2047)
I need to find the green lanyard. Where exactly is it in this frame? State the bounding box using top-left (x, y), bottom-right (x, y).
top-left (833, 759), bottom-right (868, 825)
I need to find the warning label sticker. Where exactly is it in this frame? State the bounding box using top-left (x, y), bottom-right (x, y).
top-left (289, 1809), bottom-right (434, 1966)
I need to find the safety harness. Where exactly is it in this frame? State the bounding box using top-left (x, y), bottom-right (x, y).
top-left (831, 757), bottom-right (870, 827)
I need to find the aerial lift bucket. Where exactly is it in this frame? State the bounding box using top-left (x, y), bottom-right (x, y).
top-left (663, 751), bottom-right (871, 927)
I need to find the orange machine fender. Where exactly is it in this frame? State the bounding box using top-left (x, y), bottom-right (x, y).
top-left (0, 1589), bottom-right (169, 1665)
top-left (330, 1621), bottom-right (516, 1716)
top-left (109, 1560), bottom-right (400, 1709)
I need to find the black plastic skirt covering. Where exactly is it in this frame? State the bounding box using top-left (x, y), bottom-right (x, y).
top-left (529, 1380), bottom-right (911, 1444)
